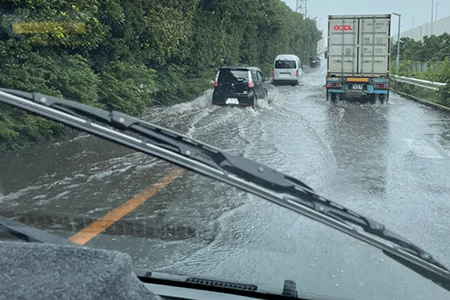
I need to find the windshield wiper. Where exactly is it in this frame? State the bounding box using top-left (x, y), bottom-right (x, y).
top-left (1, 88), bottom-right (450, 292)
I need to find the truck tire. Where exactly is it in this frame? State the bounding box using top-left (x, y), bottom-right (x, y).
top-left (328, 92), bottom-right (338, 102)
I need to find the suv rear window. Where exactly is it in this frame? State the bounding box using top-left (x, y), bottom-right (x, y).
top-left (218, 69), bottom-right (248, 82)
top-left (275, 60), bottom-right (296, 69)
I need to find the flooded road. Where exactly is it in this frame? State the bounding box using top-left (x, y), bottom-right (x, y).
top-left (1, 59), bottom-right (450, 299)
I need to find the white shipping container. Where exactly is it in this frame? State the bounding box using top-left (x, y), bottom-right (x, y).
top-left (327, 14), bottom-right (391, 77)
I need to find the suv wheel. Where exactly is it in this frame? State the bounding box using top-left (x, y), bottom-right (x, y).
top-left (252, 96), bottom-right (257, 110)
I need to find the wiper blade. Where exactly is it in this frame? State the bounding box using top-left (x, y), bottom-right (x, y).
top-left (1, 88), bottom-right (450, 292)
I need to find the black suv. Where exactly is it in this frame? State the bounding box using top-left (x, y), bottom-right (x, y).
top-left (212, 66), bottom-right (268, 108)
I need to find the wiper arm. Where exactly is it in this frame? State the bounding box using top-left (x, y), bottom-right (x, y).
top-left (0, 216), bottom-right (73, 245)
top-left (135, 270), bottom-right (304, 299)
top-left (1, 88), bottom-right (450, 292)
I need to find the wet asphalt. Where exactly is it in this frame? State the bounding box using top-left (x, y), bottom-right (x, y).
top-left (1, 58), bottom-right (450, 299)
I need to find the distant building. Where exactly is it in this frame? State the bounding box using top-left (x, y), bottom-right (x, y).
top-left (392, 15), bottom-right (450, 41)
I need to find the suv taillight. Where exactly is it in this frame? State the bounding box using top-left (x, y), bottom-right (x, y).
top-left (248, 71), bottom-right (254, 88)
top-left (214, 71), bottom-right (219, 87)
top-left (296, 70), bottom-right (299, 77)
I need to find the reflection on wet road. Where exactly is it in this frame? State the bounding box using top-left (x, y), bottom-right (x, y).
top-left (1, 59), bottom-right (450, 299)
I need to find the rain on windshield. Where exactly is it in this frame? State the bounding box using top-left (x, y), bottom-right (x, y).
top-left (0, 1), bottom-right (450, 300)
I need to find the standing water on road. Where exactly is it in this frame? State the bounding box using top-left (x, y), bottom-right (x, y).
top-left (1, 61), bottom-right (450, 300)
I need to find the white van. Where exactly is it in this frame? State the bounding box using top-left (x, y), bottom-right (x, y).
top-left (272, 54), bottom-right (302, 86)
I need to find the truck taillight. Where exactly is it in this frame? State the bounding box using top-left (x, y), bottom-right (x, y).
top-left (331, 82), bottom-right (340, 87)
top-left (215, 81), bottom-right (218, 87)
top-left (375, 83), bottom-right (385, 88)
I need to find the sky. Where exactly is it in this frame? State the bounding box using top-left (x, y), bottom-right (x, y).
top-left (282, 0), bottom-right (450, 35)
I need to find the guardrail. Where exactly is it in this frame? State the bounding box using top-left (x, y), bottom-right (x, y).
top-left (392, 75), bottom-right (446, 91)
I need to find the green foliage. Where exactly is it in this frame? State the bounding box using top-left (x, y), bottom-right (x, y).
top-left (0, 38), bottom-right (101, 151)
top-left (1, 0), bottom-right (107, 49)
top-left (436, 57), bottom-right (450, 106)
top-left (0, 103), bottom-right (63, 152)
top-left (98, 60), bottom-right (155, 115)
top-left (152, 65), bottom-right (215, 106)
top-left (392, 33), bottom-right (450, 63)
top-left (0, 0), bottom-right (322, 152)
top-left (391, 33), bottom-right (450, 106)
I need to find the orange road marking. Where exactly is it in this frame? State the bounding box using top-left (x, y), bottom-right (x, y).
top-left (69, 168), bottom-right (184, 245)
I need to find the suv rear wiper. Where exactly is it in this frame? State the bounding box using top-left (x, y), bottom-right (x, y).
top-left (1, 88), bottom-right (450, 292)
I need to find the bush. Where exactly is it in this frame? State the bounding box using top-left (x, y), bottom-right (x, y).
top-left (0, 0), bottom-right (322, 152)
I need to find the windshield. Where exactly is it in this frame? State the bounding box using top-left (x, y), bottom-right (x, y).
top-left (1, 1), bottom-right (450, 300)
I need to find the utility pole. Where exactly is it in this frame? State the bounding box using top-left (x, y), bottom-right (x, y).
top-left (392, 13), bottom-right (401, 72)
top-left (436, 3), bottom-right (439, 20)
top-left (431, 0), bottom-right (434, 35)
top-left (296, 0), bottom-right (307, 17)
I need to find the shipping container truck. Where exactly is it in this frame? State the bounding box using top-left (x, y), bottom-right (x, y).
top-left (326, 14), bottom-right (391, 103)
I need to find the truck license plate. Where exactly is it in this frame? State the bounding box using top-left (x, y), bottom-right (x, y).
top-left (352, 84), bottom-right (363, 90)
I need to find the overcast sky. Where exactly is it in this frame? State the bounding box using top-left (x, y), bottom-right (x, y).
top-left (282, 0), bottom-right (450, 35)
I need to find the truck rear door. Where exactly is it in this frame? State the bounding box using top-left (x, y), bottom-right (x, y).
top-left (359, 16), bottom-right (390, 76)
top-left (328, 15), bottom-right (391, 77)
top-left (328, 17), bottom-right (359, 75)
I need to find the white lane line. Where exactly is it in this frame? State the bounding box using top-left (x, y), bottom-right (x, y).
top-left (403, 139), bottom-right (444, 159)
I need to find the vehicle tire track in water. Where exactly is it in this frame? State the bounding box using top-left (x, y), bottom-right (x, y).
top-left (266, 83), bottom-right (339, 191)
